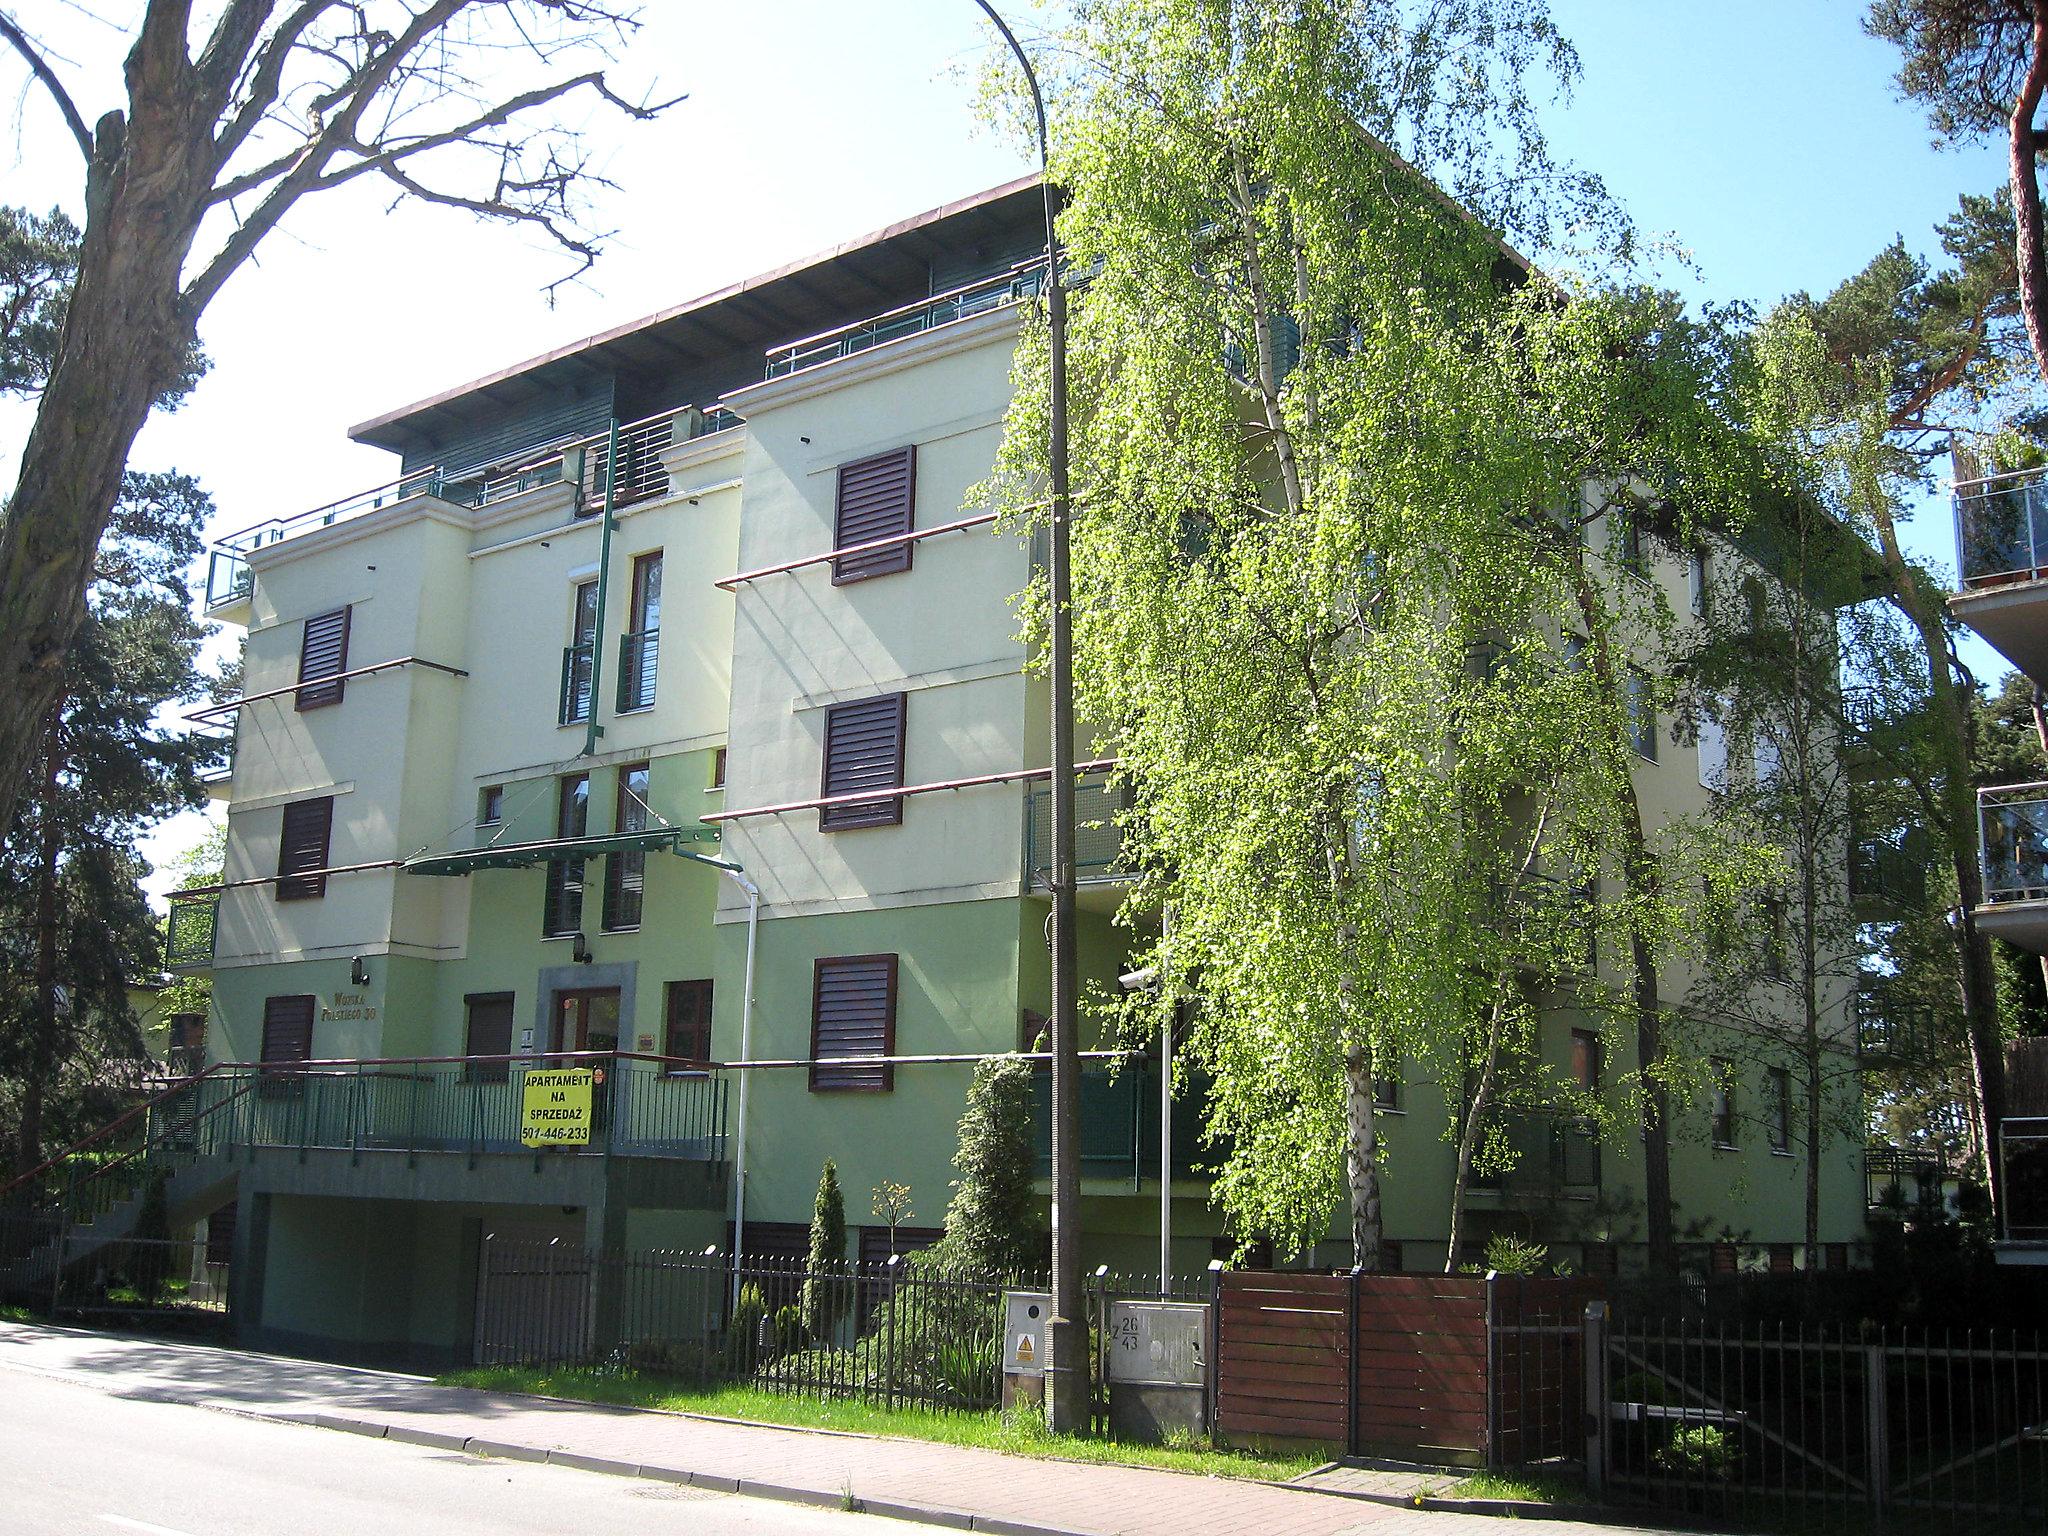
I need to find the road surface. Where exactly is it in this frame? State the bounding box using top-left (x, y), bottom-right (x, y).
top-left (0, 1369), bottom-right (897, 1536)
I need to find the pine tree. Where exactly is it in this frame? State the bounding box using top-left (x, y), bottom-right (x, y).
top-left (933, 1056), bottom-right (1039, 1276)
top-left (799, 1159), bottom-right (847, 1341)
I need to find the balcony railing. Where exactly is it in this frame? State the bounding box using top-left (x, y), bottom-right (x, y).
top-left (765, 261), bottom-right (1048, 380)
top-left (1025, 776), bottom-right (1131, 886)
top-left (1469, 1110), bottom-right (1602, 1202)
top-left (1979, 783), bottom-right (2048, 903)
top-left (616, 628), bottom-right (658, 712)
top-left (1956, 466), bottom-right (2048, 589)
top-left (165, 896), bottom-right (219, 967)
top-left (1029, 1062), bottom-right (1210, 1182)
top-left (199, 406), bottom-right (742, 608)
top-left (559, 641), bottom-right (595, 725)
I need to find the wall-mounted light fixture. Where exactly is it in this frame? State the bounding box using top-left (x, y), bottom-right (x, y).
top-left (349, 956), bottom-right (371, 986)
top-left (572, 932), bottom-right (592, 965)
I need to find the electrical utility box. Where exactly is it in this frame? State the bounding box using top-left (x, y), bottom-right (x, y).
top-left (1104, 1300), bottom-right (1208, 1443)
top-left (1002, 1289), bottom-right (1051, 1411)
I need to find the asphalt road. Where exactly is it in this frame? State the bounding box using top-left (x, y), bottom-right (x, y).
top-left (0, 1370), bottom-right (898, 1536)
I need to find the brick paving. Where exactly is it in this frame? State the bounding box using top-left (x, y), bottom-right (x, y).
top-left (0, 1321), bottom-right (1678, 1536)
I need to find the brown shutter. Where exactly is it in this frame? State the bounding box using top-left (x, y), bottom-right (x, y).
top-left (464, 993), bottom-right (515, 1082)
top-left (663, 979), bottom-right (714, 1066)
top-left (276, 796), bottom-right (334, 900)
top-left (820, 693), bottom-right (906, 830)
top-left (260, 994), bottom-right (315, 1063)
top-left (810, 954), bottom-right (897, 1091)
top-left (832, 446), bottom-right (917, 582)
top-left (295, 607), bottom-right (352, 709)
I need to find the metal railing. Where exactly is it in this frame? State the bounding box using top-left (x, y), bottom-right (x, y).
top-left (1027, 1062), bottom-right (1209, 1182)
top-left (199, 406), bottom-right (743, 610)
top-left (616, 628), bottom-right (658, 712)
top-left (1979, 783), bottom-right (2048, 903)
top-left (1025, 775), bottom-right (1131, 886)
top-left (1955, 465), bottom-right (2048, 589)
top-left (165, 896), bottom-right (219, 967)
top-left (765, 261), bottom-right (1048, 379)
top-left (559, 640), bottom-right (595, 725)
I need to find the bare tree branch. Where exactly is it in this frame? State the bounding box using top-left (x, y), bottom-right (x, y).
top-left (0, 9), bottom-right (93, 160)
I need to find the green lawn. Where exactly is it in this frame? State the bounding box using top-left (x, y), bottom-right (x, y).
top-left (1439, 1468), bottom-right (1586, 1504)
top-left (438, 1365), bottom-right (1322, 1482)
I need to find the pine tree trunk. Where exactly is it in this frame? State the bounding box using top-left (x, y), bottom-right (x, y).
top-left (16, 713), bottom-right (64, 1179)
top-left (2008, 7), bottom-right (2048, 389)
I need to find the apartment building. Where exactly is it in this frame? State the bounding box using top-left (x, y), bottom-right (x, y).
top-left (143, 176), bottom-right (1865, 1364)
top-left (1948, 472), bottom-right (2048, 1261)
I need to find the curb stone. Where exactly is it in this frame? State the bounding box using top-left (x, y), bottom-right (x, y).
top-left (546, 1449), bottom-right (639, 1476)
top-left (385, 1424), bottom-right (472, 1453)
top-left (464, 1437), bottom-right (550, 1463)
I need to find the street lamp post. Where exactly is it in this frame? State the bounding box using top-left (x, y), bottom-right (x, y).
top-left (970, 2), bottom-right (1086, 1435)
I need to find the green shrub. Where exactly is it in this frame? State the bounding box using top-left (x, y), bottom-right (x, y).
top-left (725, 1282), bottom-right (768, 1373)
top-left (1653, 1424), bottom-right (1737, 1480)
top-left (801, 1160), bottom-right (848, 1342)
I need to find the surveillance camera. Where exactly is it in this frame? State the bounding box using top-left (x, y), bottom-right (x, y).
top-left (1117, 966), bottom-right (1159, 994)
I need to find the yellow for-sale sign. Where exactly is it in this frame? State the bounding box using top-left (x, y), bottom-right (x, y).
top-left (520, 1067), bottom-right (594, 1147)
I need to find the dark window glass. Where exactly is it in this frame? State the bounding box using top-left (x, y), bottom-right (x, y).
top-left (543, 773), bottom-right (590, 936)
top-left (1711, 1058), bottom-right (1738, 1147)
top-left (560, 580), bottom-right (599, 724)
top-left (1768, 1067), bottom-right (1792, 1153)
top-left (619, 553), bottom-right (661, 711)
top-left (1572, 1030), bottom-right (1602, 1093)
top-left (663, 979), bottom-right (714, 1067)
top-left (603, 763), bottom-right (650, 930)
top-left (464, 993), bottom-right (515, 1082)
top-left (478, 785), bottom-right (503, 826)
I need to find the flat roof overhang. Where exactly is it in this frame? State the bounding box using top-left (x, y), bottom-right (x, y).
top-left (1951, 578), bottom-right (2048, 685)
top-left (403, 826), bottom-right (722, 877)
top-left (349, 176), bottom-right (1045, 458)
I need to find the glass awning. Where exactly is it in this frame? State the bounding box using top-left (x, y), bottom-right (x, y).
top-left (402, 825), bottom-right (721, 877)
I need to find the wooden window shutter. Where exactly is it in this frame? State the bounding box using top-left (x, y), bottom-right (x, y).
top-left (276, 796), bottom-right (334, 900)
top-left (464, 993), bottom-right (515, 1082)
top-left (820, 693), bottom-right (906, 830)
top-left (260, 995), bottom-right (315, 1063)
top-left (296, 607), bottom-right (352, 709)
top-left (833, 446), bottom-right (917, 583)
top-left (810, 954), bottom-right (897, 1091)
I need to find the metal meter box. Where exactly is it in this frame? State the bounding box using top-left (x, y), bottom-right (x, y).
top-left (1105, 1299), bottom-right (1209, 1443)
top-left (1002, 1290), bottom-right (1051, 1411)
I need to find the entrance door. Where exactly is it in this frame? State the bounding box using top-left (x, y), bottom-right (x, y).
top-left (551, 988), bottom-right (621, 1057)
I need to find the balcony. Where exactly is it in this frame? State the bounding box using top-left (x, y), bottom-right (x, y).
top-left (1950, 468), bottom-right (2048, 681)
top-left (764, 261), bottom-right (1047, 379)
top-left (1468, 1110), bottom-right (1602, 1205)
top-left (1024, 776), bottom-right (1133, 900)
top-left (1029, 1062), bottom-right (1211, 1184)
top-left (165, 895), bottom-right (218, 970)
top-left (1976, 784), bottom-right (2048, 952)
top-left (200, 406), bottom-right (740, 619)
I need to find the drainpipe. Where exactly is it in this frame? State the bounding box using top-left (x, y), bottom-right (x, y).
top-left (1161, 1008), bottom-right (1173, 1294)
top-left (580, 418), bottom-right (622, 757)
top-left (724, 865), bottom-right (761, 1308)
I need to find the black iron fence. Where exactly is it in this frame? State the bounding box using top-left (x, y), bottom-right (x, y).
top-left (473, 1237), bottom-right (1202, 1424)
top-left (1588, 1304), bottom-right (2048, 1531)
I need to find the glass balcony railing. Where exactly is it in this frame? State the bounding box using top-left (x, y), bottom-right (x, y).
top-left (165, 896), bottom-right (219, 968)
top-left (1029, 1062), bottom-right (1212, 1182)
top-left (765, 261), bottom-right (1048, 379)
top-left (1956, 467), bottom-right (2048, 589)
top-left (1979, 784), bottom-right (2048, 903)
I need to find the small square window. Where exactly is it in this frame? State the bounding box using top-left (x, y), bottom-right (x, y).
top-left (478, 785), bottom-right (504, 827)
top-left (710, 746), bottom-right (727, 790)
top-left (1372, 1073), bottom-right (1400, 1111)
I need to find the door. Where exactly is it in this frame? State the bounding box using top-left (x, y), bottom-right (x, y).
top-left (551, 988), bottom-right (621, 1056)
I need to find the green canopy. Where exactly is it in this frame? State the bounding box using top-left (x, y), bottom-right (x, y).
top-left (402, 825), bottom-right (721, 877)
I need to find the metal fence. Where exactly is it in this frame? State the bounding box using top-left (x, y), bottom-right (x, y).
top-left (473, 1237), bottom-right (1202, 1425)
top-left (1589, 1305), bottom-right (2048, 1530)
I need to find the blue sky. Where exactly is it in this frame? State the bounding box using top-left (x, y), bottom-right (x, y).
top-left (0, 1), bottom-right (2018, 885)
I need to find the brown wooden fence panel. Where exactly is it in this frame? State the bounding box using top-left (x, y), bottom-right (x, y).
top-left (1491, 1275), bottom-right (1604, 1467)
top-left (1352, 1274), bottom-right (1490, 1464)
top-left (1214, 1271), bottom-right (1351, 1448)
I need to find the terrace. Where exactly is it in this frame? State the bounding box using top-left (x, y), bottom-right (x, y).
top-left (1950, 466), bottom-right (2048, 680)
top-left (1974, 782), bottom-right (2048, 953)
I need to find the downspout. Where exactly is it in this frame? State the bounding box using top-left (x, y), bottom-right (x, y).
top-left (580, 418), bottom-right (622, 757)
top-left (725, 866), bottom-right (761, 1308)
top-left (1160, 1006), bottom-right (1173, 1293)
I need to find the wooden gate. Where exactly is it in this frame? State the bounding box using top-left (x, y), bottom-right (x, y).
top-left (472, 1235), bottom-right (592, 1365)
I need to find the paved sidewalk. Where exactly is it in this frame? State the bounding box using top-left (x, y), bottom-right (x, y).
top-left (0, 1321), bottom-right (1667, 1536)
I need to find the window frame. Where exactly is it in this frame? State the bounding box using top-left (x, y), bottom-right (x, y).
top-left (542, 772), bottom-right (590, 937)
top-left (560, 578), bottom-right (599, 726)
top-left (1710, 1057), bottom-right (1739, 1149)
top-left (1767, 1066), bottom-right (1792, 1154)
top-left (602, 762), bottom-right (651, 932)
top-left (810, 953), bottom-right (899, 1093)
top-left (463, 992), bottom-right (516, 1083)
top-left (1625, 666), bottom-right (1660, 763)
top-left (662, 978), bottom-right (715, 1070)
top-left (477, 785), bottom-right (504, 828)
top-left (618, 551), bottom-right (662, 713)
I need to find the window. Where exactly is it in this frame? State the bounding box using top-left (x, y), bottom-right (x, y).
top-left (1762, 897), bottom-right (1788, 980)
top-left (1688, 547), bottom-right (1711, 619)
top-left (663, 979), bottom-right (714, 1066)
top-left (560, 579), bottom-right (599, 725)
top-left (820, 693), bottom-right (907, 830)
top-left (1625, 667), bottom-right (1659, 762)
top-left (1571, 1030), bottom-right (1602, 1094)
top-left (1697, 710), bottom-right (1729, 792)
top-left (1711, 1058), bottom-right (1738, 1147)
top-left (464, 993), bottom-right (515, 1082)
top-left (478, 785), bottom-right (504, 827)
top-left (1753, 730), bottom-right (1784, 786)
top-left (1768, 1244), bottom-right (1796, 1274)
top-left (811, 954), bottom-right (898, 1091)
top-left (618, 553), bottom-right (661, 711)
top-left (603, 763), bottom-right (650, 931)
top-left (710, 746), bottom-right (727, 789)
top-left (1612, 509), bottom-right (1647, 577)
top-left (259, 994), bottom-right (314, 1094)
top-left (1768, 1067), bottom-right (1792, 1153)
top-left (1372, 1072), bottom-right (1401, 1111)
top-left (833, 447), bottom-right (918, 583)
top-left (1018, 1008), bottom-right (1049, 1054)
top-left (542, 773), bottom-right (589, 936)
top-left (295, 606), bottom-right (352, 710)
top-left (275, 796), bottom-right (334, 900)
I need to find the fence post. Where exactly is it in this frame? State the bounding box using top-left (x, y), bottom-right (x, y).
top-left (1864, 1340), bottom-right (1889, 1530)
top-left (1484, 1269), bottom-right (1500, 1470)
top-left (1583, 1300), bottom-right (1609, 1499)
top-left (884, 1254), bottom-right (901, 1413)
top-left (1345, 1265), bottom-right (1362, 1459)
top-left (1205, 1258), bottom-right (1224, 1443)
top-left (48, 1221), bottom-right (66, 1318)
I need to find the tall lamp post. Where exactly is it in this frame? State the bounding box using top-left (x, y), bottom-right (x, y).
top-left (970, 2), bottom-right (1085, 1434)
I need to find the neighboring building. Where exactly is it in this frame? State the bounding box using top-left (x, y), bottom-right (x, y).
top-left (95, 176), bottom-right (1864, 1365)
top-left (1949, 469), bottom-right (2048, 1262)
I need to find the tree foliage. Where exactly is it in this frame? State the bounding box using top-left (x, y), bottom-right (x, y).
top-left (801, 1158), bottom-right (848, 1340)
top-left (933, 1056), bottom-right (1040, 1276)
